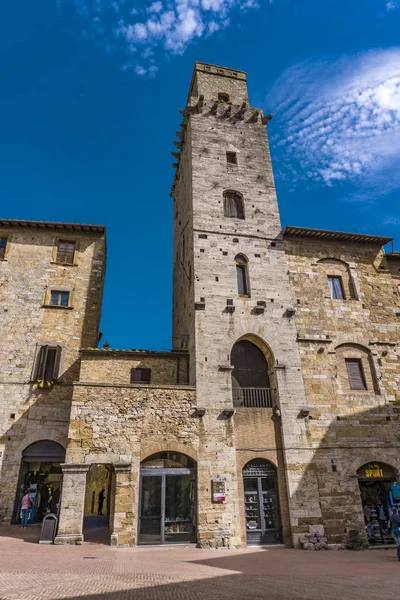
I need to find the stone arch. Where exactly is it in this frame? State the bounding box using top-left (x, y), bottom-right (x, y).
top-left (15, 429), bottom-right (67, 456)
top-left (349, 454), bottom-right (399, 477)
top-left (317, 257), bottom-right (357, 300)
top-left (236, 452), bottom-right (278, 472)
top-left (233, 333), bottom-right (275, 367)
top-left (335, 342), bottom-right (380, 394)
top-left (140, 442), bottom-right (197, 463)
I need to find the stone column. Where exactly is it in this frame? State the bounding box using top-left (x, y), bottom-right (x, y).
top-left (110, 463), bottom-right (134, 547)
top-left (54, 463), bottom-right (90, 545)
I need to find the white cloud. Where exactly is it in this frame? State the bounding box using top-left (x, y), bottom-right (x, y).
top-left (66, 0), bottom-right (260, 75)
top-left (267, 48), bottom-right (400, 199)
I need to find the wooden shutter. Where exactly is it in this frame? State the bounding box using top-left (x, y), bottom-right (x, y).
top-left (35, 345), bottom-right (49, 379)
top-left (345, 359), bottom-right (367, 390)
top-left (53, 345), bottom-right (62, 379)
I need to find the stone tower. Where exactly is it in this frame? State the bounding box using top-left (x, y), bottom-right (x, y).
top-left (172, 63), bottom-right (320, 547)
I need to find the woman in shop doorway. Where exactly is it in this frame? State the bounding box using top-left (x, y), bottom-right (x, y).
top-left (97, 489), bottom-right (105, 516)
top-left (20, 490), bottom-right (32, 529)
top-left (390, 508), bottom-right (400, 561)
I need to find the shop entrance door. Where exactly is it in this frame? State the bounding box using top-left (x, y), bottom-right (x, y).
top-left (139, 452), bottom-right (196, 545)
top-left (243, 459), bottom-right (282, 545)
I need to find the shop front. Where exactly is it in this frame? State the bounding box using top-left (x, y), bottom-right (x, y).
top-left (243, 459), bottom-right (282, 545)
top-left (14, 440), bottom-right (66, 525)
top-left (138, 452), bottom-right (196, 545)
top-left (358, 461), bottom-right (399, 545)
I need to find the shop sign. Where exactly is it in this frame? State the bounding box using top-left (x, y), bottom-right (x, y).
top-left (358, 462), bottom-right (395, 479)
top-left (211, 478), bottom-right (226, 503)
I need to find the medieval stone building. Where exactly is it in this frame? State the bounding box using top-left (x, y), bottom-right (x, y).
top-left (0, 63), bottom-right (399, 549)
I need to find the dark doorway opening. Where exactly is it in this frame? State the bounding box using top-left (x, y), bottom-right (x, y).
top-left (358, 462), bottom-right (397, 545)
top-left (83, 464), bottom-right (112, 545)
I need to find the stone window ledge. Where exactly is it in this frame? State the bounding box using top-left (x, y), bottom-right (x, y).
top-left (41, 305), bottom-right (74, 310)
top-left (50, 261), bottom-right (78, 267)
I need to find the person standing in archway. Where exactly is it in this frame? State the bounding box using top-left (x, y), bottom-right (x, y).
top-left (390, 507), bottom-right (400, 561)
top-left (97, 489), bottom-right (105, 516)
top-left (20, 490), bottom-right (32, 529)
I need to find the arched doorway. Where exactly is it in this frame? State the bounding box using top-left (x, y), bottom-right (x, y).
top-left (14, 440), bottom-right (65, 524)
top-left (231, 340), bottom-right (272, 407)
top-left (243, 459), bottom-right (282, 545)
top-left (139, 452), bottom-right (196, 545)
top-left (357, 462), bottom-right (398, 545)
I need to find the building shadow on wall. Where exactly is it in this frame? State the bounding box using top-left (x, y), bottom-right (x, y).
top-left (291, 399), bottom-right (400, 548)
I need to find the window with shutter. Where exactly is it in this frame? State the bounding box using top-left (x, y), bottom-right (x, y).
top-left (130, 368), bottom-right (151, 384)
top-left (345, 358), bottom-right (367, 390)
top-left (223, 192), bottom-right (244, 219)
top-left (35, 345), bottom-right (62, 380)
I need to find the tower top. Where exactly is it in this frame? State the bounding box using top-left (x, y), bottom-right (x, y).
top-left (187, 62), bottom-right (248, 106)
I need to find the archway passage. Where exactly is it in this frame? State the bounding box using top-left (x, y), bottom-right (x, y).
top-left (139, 452), bottom-right (196, 545)
top-left (14, 440), bottom-right (65, 524)
top-left (243, 459), bottom-right (282, 545)
top-left (357, 462), bottom-right (398, 545)
top-left (231, 340), bottom-right (271, 407)
top-left (83, 464), bottom-right (112, 544)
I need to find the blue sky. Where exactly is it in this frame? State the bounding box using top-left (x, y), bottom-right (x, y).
top-left (1, 0), bottom-right (399, 350)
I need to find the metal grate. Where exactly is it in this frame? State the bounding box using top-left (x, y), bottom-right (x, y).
top-left (233, 387), bottom-right (272, 408)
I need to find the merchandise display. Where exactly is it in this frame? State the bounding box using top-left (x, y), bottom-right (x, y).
top-left (15, 462), bottom-right (62, 524)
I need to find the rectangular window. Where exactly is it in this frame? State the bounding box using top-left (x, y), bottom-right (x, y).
top-left (226, 151), bottom-right (237, 165)
top-left (0, 237), bottom-right (8, 260)
top-left (236, 265), bottom-right (248, 296)
top-left (56, 240), bottom-right (76, 264)
top-left (130, 368), bottom-right (151, 384)
top-left (328, 276), bottom-right (344, 299)
top-left (35, 345), bottom-right (62, 380)
top-left (50, 291), bottom-right (70, 307)
top-left (345, 358), bottom-right (367, 391)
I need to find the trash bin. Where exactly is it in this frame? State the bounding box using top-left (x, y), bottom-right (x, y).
top-left (39, 513), bottom-right (58, 544)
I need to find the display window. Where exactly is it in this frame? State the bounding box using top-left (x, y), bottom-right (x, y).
top-left (139, 452), bottom-right (196, 545)
top-left (357, 462), bottom-right (398, 545)
top-left (14, 440), bottom-right (65, 524)
top-left (243, 459), bottom-right (282, 545)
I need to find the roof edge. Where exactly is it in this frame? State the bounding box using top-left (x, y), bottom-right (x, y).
top-left (80, 348), bottom-right (188, 357)
top-left (283, 226), bottom-right (393, 246)
top-left (0, 218), bottom-right (105, 234)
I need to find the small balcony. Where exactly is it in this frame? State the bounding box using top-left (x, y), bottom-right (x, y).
top-left (232, 387), bottom-right (272, 408)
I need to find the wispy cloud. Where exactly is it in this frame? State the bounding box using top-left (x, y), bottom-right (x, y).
top-left (62, 0), bottom-right (260, 76)
top-left (267, 48), bottom-right (400, 200)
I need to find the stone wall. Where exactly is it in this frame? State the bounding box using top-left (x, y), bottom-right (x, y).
top-left (79, 350), bottom-right (189, 386)
top-left (284, 235), bottom-right (400, 545)
top-left (0, 223), bottom-right (105, 522)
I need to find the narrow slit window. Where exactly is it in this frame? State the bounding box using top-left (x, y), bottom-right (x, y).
top-left (226, 151), bottom-right (237, 165)
top-left (56, 240), bottom-right (76, 264)
top-left (50, 291), bottom-right (70, 307)
top-left (345, 358), bottom-right (367, 391)
top-left (328, 276), bottom-right (344, 300)
top-left (130, 368), bottom-right (151, 384)
top-left (236, 255), bottom-right (249, 296)
top-left (0, 237), bottom-right (8, 259)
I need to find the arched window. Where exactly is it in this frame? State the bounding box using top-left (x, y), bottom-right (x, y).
top-left (231, 340), bottom-right (271, 407)
top-left (223, 191), bottom-right (244, 219)
top-left (235, 254), bottom-right (249, 296)
top-left (335, 343), bottom-right (380, 394)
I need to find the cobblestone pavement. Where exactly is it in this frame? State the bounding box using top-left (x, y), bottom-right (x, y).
top-left (0, 526), bottom-right (398, 600)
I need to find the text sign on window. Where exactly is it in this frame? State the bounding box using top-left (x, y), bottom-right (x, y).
top-left (211, 478), bottom-right (226, 503)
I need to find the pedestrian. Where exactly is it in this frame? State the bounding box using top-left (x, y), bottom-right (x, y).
top-left (20, 490), bottom-right (32, 529)
top-left (390, 507), bottom-right (400, 561)
top-left (98, 489), bottom-right (105, 516)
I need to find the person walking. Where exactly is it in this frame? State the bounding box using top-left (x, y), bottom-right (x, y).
top-left (20, 490), bottom-right (32, 529)
top-left (390, 507), bottom-right (400, 561)
top-left (97, 489), bottom-right (105, 516)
